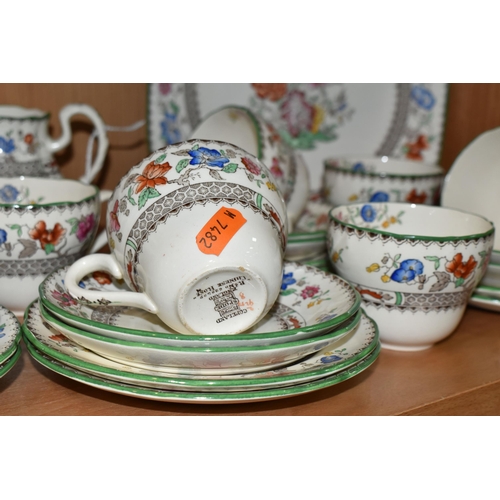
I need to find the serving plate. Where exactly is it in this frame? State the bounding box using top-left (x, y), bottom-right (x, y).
top-left (148, 83), bottom-right (448, 191)
top-left (23, 301), bottom-right (378, 392)
top-left (0, 345), bottom-right (21, 378)
top-left (468, 293), bottom-right (500, 313)
top-left (39, 262), bottom-right (361, 348)
top-left (441, 127), bottom-right (500, 252)
top-left (25, 339), bottom-right (380, 404)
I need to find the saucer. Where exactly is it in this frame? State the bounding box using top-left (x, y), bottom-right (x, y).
top-left (32, 299), bottom-right (363, 376)
top-left (473, 285), bottom-right (500, 300)
top-left (479, 262), bottom-right (500, 288)
top-left (0, 305), bottom-right (22, 364)
top-left (441, 127), bottom-right (500, 251)
top-left (23, 301), bottom-right (378, 392)
top-left (0, 345), bottom-right (21, 378)
top-left (285, 200), bottom-right (331, 261)
top-left (39, 262), bottom-right (361, 348)
top-left (468, 293), bottom-right (500, 313)
top-left (25, 340), bottom-right (380, 403)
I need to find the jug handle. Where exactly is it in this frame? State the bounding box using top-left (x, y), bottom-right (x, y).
top-left (48, 104), bottom-right (109, 185)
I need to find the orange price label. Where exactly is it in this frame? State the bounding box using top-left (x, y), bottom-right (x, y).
top-left (196, 207), bottom-right (247, 256)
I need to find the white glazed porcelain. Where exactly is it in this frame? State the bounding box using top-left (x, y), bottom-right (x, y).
top-left (25, 339), bottom-right (380, 403)
top-left (327, 202), bottom-right (495, 351)
top-left (468, 292), bottom-right (500, 313)
top-left (441, 127), bottom-right (500, 252)
top-left (24, 299), bottom-right (377, 392)
top-left (323, 156), bottom-right (444, 207)
top-left (285, 151), bottom-right (310, 231)
top-left (148, 83), bottom-right (449, 192)
top-left (188, 105), bottom-right (300, 229)
top-left (0, 104), bottom-right (108, 182)
top-left (31, 301), bottom-right (364, 376)
top-left (0, 304), bottom-right (21, 364)
top-left (285, 199), bottom-right (330, 262)
top-left (65, 139), bottom-right (288, 336)
top-left (40, 262), bottom-right (361, 347)
top-left (0, 177), bottom-right (111, 314)
top-left (478, 262), bottom-right (500, 288)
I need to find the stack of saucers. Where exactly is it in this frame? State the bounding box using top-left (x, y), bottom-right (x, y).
top-left (469, 251), bottom-right (500, 312)
top-left (285, 199), bottom-right (333, 271)
top-left (0, 305), bottom-right (22, 378)
top-left (22, 261), bottom-right (380, 404)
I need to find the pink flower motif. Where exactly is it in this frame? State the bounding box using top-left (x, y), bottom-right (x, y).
top-left (242, 157), bottom-right (261, 175)
top-left (270, 158), bottom-right (283, 179)
top-left (301, 285), bottom-right (320, 299)
top-left (159, 83), bottom-right (172, 95)
top-left (109, 200), bottom-right (120, 233)
top-left (76, 213), bottom-right (96, 242)
top-left (281, 90), bottom-right (314, 138)
top-left (52, 289), bottom-right (78, 308)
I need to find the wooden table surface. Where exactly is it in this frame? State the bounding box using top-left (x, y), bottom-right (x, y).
top-left (2, 305), bottom-right (499, 416)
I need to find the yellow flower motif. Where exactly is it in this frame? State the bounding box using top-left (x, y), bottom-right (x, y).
top-left (390, 216), bottom-right (397, 223)
top-left (366, 263), bottom-right (380, 273)
top-left (382, 220), bottom-right (390, 228)
top-left (381, 274), bottom-right (391, 283)
top-left (348, 194), bottom-right (358, 201)
top-left (307, 301), bottom-right (316, 308)
top-left (332, 251), bottom-right (340, 263)
top-left (266, 181), bottom-right (277, 191)
top-left (109, 238), bottom-right (115, 249)
top-left (311, 105), bottom-right (325, 134)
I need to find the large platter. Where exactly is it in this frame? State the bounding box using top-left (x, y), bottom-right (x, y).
top-left (147, 83), bottom-right (448, 191)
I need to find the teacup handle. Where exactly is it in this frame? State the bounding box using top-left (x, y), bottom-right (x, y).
top-left (88, 189), bottom-right (113, 254)
top-left (48, 104), bottom-right (109, 185)
top-left (65, 253), bottom-right (158, 313)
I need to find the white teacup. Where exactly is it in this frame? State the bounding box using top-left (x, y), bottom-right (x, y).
top-left (323, 156), bottom-right (444, 207)
top-left (65, 139), bottom-right (288, 336)
top-left (0, 176), bottom-right (111, 314)
top-left (189, 105), bottom-right (300, 229)
top-left (327, 202), bottom-right (494, 351)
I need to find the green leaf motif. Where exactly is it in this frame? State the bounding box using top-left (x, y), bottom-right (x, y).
top-left (155, 153), bottom-right (167, 164)
top-left (176, 158), bottom-right (190, 173)
top-left (44, 243), bottom-right (55, 255)
top-left (138, 187), bottom-right (161, 210)
top-left (192, 144), bottom-right (199, 150)
top-left (455, 277), bottom-right (465, 288)
top-left (222, 163), bottom-right (238, 173)
top-left (280, 288), bottom-right (296, 296)
top-left (424, 256), bottom-right (441, 270)
top-left (127, 186), bottom-right (137, 206)
top-left (7, 223), bottom-right (22, 237)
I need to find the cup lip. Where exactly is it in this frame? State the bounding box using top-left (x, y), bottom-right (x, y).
top-left (324, 156), bottom-right (445, 179)
top-left (191, 105), bottom-right (265, 159)
top-left (0, 177), bottom-right (99, 208)
top-left (329, 202), bottom-right (495, 243)
top-left (0, 105), bottom-right (50, 120)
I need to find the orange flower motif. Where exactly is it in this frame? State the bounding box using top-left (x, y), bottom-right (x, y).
top-left (251, 83), bottom-right (287, 102)
top-left (24, 134), bottom-right (34, 145)
top-left (135, 161), bottom-right (172, 194)
top-left (406, 188), bottom-right (428, 204)
top-left (405, 135), bottom-right (429, 160)
top-left (92, 271), bottom-right (112, 285)
top-left (445, 253), bottom-right (477, 279)
top-left (28, 221), bottom-right (66, 250)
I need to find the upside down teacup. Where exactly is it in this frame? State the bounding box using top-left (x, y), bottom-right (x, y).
top-left (327, 202), bottom-right (494, 351)
top-left (65, 139), bottom-right (288, 336)
top-left (0, 176), bottom-right (111, 314)
top-left (323, 156), bottom-right (444, 207)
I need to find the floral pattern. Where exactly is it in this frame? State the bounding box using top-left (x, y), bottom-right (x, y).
top-left (365, 251), bottom-right (487, 292)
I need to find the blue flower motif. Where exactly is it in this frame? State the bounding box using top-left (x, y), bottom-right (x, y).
top-left (391, 259), bottom-right (424, 282)
top-left (188, 147), bottom-right (230, 168)
top-left (411, 85), bottom-right (435, 111)
top-left (352, 162), bottom-right (366, 173)
top-left (360, 204), bottom-right (376, 222)
top-left (161, 112), bottom-right (182, 145)
top-left (0, 136), bottom-right (15, 154)
top-left (281, 271), bottom-right (296, 290)
top-left (320, 354), bottom-right (343, 364)
top-left (0, 229), bottom-right (7, 245)
top-left (369, 191), bottom-right (389, 202)
top-left (0, 184), bottom-right (20, 203)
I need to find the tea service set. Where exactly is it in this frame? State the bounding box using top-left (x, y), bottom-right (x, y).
top-left (0, 98), bottom-right (496, 404)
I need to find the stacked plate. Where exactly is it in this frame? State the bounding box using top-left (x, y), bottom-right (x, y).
top-left (469, 255), bottom-right (500, 312)
top-left (22, 261), bottom-right (380, 403)
top-left (0, 305), bottom-right (22, 378)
